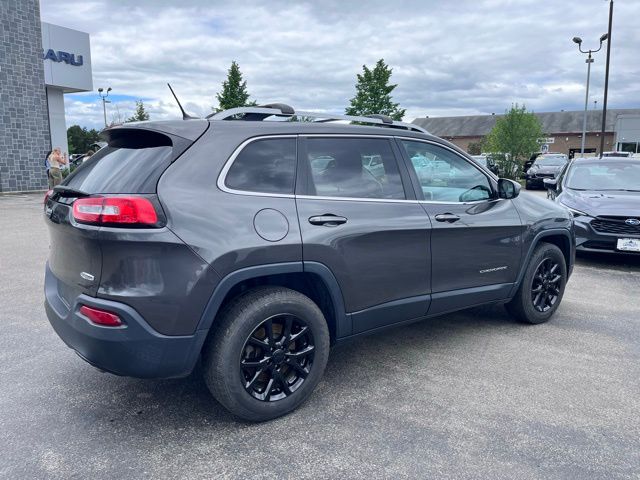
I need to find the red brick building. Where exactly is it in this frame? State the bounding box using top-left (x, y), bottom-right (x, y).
top-left (412, 109), bottom-right (640, 158)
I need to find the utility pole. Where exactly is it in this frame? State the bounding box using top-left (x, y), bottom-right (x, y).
top-left (97, 87), bottom-right (112, 128)
top-left (599, 0), bottom-right (614, 157)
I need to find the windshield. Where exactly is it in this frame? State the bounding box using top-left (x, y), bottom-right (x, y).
top-left (566, 161), bottom-right (640, 191)
top-left (535, 155), bottom-right (567, 167)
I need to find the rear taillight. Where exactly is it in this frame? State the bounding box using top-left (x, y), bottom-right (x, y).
top-left (79, 305), bottom-right (123, 327)
top-left (72, 196), bottom-right (158, 226)
top-left (44, 189), bottom-right (53, 205)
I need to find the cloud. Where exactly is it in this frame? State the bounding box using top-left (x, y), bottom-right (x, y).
top-left (41, 0), bottom-right (640, 129)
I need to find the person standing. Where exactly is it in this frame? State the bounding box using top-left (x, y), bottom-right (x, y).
top-left (48, 147), bottom-right (67, 187)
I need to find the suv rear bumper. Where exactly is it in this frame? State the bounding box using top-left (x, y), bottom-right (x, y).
top-left (44, 264), bottom-right (207, 378)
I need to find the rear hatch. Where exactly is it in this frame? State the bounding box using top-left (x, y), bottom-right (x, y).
top-left (45, 122), bottom-right (207, 307)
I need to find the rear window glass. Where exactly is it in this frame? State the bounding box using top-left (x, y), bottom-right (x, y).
top-left (225, 138), bottom-right (296, 194)
top-left (63, 130), bottom-right (174, 193)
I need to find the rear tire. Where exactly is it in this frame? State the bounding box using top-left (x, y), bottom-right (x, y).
top-left (506, 243), bottom-right (567, 324)
top-left (202, 286), bottom-right (330, 422)
top-left (525, 181), bottom-right (533, 190)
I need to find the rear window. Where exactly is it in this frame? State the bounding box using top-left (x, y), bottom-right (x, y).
top-left (63, 130), bottom-right (175, 194)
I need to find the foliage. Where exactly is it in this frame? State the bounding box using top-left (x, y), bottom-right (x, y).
top-left (67, 125), bottom-right (101, 154)
top-left (467, 140), bottom-right (486, 155)
top-left (126, 100), bottom-right (150, 122)
top-left (345, 59), bottom-right (405, 121)
top-left (214, 61), bottom-right (256, 112)
top-left (485, 104), bottom-right (544, 179)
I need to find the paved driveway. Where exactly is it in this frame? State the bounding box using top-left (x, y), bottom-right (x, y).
top-left (1, 192), bottom-right (639, 479)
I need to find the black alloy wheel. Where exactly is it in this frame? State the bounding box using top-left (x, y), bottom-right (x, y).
top-left (530, 257), bottom-right (561, 313)
top-left (240, 314), bottom-right (315, 402)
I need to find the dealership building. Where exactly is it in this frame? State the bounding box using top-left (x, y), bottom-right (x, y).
top-left (412, 109), bottom-right (640, 158)
top-left (1, 0), bottom-right (92, 192)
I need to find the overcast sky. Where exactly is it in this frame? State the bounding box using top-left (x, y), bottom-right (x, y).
top-left (40, 0), bottom-right (639, 130)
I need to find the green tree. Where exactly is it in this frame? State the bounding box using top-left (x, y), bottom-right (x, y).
top-left (485, 104), bottom-right (544, 179)
top-left (467, 139), bottom-right (486, 155)
top-left (126, 100), bottom-right (150, 122)
top-left (67, 125), bottom-right (101, 154)
top-left (214, 61), bottom-right (255, 112)
top-left (345, 59), bottom-right (405, 121)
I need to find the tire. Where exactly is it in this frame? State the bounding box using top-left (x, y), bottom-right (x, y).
top-left (202, 286), bottom-right (330, 422)
top-left (506, 242), bottom-right (567, 324)
top-left (525, 181), bottom-right (533, 190)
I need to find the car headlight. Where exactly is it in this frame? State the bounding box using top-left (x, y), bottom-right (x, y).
top-left (559, 202), bottom-right (589, 218)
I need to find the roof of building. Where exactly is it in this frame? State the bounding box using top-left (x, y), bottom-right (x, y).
top-left (412, 108), bottom-right (640, 137)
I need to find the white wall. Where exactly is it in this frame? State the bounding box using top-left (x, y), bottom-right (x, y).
top-left (47, 87), bottom-right (69, 157)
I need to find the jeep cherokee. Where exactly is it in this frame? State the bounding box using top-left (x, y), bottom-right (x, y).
top-left (44, 105), bottom-right (575, 421)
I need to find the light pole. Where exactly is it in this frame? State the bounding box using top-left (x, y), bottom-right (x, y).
top-left (599, 0), bottom-right (614, 157)
top-left (573, 34), bottom-right (607, 156)
top-left (97, 87), bottom-right (112, 127)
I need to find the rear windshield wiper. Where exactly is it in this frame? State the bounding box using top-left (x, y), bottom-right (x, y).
top-left (52, 185), bottom-right (91, 198)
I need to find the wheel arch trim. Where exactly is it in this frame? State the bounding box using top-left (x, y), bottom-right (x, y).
top-left (195, 261), bottom-right (349, 337)
top-left (510, 228), bottom-right (574, 297)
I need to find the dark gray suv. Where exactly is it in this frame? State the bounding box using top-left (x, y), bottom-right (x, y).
top-left (44, 105), bottom-right (575, 421)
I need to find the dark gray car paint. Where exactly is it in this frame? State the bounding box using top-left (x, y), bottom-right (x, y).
top-left (44, 119), bottom-right (575, 379)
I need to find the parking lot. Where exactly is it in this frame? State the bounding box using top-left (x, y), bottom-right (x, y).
top-left (1, 191), bottom-right (639, 479)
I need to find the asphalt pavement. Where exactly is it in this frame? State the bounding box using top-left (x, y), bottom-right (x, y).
top-left (1, 191), bottom-right (639, 479)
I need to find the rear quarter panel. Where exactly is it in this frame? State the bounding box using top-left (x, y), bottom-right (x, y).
top-left (157, 125), bottom-right (303, 279)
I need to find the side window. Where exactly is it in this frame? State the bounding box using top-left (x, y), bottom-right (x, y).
top-left (305, 138), bottom-right (405, 199)
top-left (225, 138), bottom-right (296, 194)
top-left (401, 140), bottom-right (493, 202)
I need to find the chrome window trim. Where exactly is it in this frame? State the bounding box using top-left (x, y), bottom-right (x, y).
top-left (217, 135), bottom-right (297, 198)
top-left (217, 133), bottom-right (497, 205)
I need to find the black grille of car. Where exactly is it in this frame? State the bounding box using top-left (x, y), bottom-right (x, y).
top-left (591, 217), bottom-right (640, 235)
top-left (535, 173), bottom-right (555, 178)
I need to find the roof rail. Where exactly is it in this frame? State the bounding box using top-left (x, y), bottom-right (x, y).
top-left (206, 104), bottom-right (429, 134)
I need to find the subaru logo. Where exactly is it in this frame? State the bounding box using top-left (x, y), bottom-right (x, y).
top-left (625, 218), bottom-right (640, 226)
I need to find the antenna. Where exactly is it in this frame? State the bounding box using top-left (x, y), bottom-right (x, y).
top-left (167, 83), bottom-right (198, 120)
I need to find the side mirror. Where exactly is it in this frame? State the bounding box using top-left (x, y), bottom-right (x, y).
top-left (497, 178), bottom-right (520, 199)
top-left (543, 178), bottom-right (558, 191)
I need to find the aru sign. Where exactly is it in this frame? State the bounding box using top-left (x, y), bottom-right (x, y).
top-left (43, 49), bottom-right (83, 66)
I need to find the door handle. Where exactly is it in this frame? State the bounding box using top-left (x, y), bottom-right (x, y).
top-left (308, 215), bottom-right (347, 226)
top-left (434, 213), bottom-right (460, 223)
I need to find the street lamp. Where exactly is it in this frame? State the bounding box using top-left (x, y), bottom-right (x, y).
top-left (97, 87), bottom-right (112, 127)
top-left (573, 35), bottom-right (607, 156)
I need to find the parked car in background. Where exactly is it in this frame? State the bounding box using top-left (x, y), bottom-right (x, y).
top-left (525, 153), bottom-right (568, 189)
top-left (523, 152), bottom-right (542, 177)
top-left (44, 105), bottom-right (575, 421)
top-left (470, 154), bottom-right (500, 176)
top-left (545, 156), bottom-right (640, 254)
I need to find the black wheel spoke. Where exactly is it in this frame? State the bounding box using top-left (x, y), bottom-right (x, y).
top-left (264, 319), bottom-right (275, 347)
top-left (282, 316), bottom-right (293, 344)
top-left (286, 345), bottom-right (314, 359)
top-left (274, 370), bottom-right (292, 395)
top-left (262, 377), bottom-right (275, 400)
top-left (290, 326), bottom-right (309, 342)
top-left (245, 368), bottom-right (266, 389)
top-left (549, 274), bottom-right (561, 284)
top-left (285, 358), bottom-right (309, 378)
top-left (240, 314), bottom-right (315, 402)
top-left (247, 336), bottom-right (270, 350)
top-left (241, 357), bottom-right (270, 369)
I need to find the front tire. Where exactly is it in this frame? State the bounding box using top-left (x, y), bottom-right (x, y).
top-left (202, 286), bottom-right (330, 422)
top-left (506, 243), bottom-right (567, 324)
